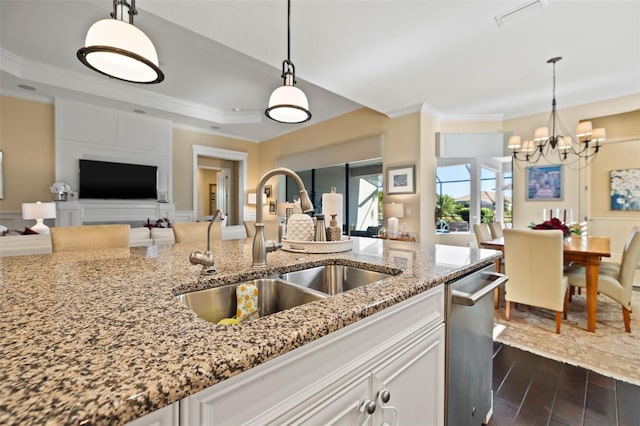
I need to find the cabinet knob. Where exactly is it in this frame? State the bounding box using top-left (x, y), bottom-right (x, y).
top-left (360, 399), bottom-right (377, 415)
top-left (378, 388), bottom-right (391, 404)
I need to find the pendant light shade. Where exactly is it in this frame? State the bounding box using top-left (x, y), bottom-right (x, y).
top-left (77, 1), bottom-right (164, 84)
top-left (265, 0), bottom-right (311, 123)
top-left (266, 62), bottom-right (311, 123)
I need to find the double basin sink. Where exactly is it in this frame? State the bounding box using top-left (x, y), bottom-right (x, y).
top-left (177, 264), bottom-right (400, 324)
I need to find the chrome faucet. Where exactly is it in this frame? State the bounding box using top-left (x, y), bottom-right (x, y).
top-left (189, 209), bottom-right (225, 275)
top-left (253, 167), bottom-right (314, 268)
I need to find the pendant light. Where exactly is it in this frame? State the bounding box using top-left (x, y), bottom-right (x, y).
top-left (77, 0), bottom-right (164, 84)
top-left (265, 0), bottom-right (311, 123)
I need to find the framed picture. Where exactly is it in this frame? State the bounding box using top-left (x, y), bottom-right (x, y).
top-left (264, 185), bottom-right (272, 199)
top-left (386, 165), bottom-right (415, 194)
top-left (526, 165), bottom-right (562, 201)
top-left (268, 200), bottom-right (277, 215)
top-left (610, 168), bottom-right (640, 211)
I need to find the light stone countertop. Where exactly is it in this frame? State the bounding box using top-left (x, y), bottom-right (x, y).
top-left (0, 237), bottom-right (501, 425)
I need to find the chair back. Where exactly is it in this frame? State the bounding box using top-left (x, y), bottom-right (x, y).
top-left (51, 224), bottom-right (130, 252)
top-left (172, 222), bottom-right (222, 244)
top-left (503, 229), bottom-right (566, 312)
top-left (244, 219), bottom-right (281, 241)
top-left (473, 223), bottom-right (493, 248)
top-left (489, 222), bottom-right (504, 239)
top-left (619, 227), bottom-right (640, 294)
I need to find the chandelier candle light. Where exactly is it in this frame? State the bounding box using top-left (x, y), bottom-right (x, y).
top-left (77, 0), bottom-right (164, 84)
top-left (265, 0), bottom-right (311, 124)
top-left (508, 57), bottom-right (605, 168)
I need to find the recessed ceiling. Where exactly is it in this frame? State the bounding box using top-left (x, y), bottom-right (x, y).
top-left (1, 1), bottom-right (638, 142)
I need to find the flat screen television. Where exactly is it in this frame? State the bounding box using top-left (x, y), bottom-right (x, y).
top-left (79, 159), bottom-right (158, 200)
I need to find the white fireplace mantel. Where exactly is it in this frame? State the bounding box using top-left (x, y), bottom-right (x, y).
top-left (56, 200), bottom-right (175, 227)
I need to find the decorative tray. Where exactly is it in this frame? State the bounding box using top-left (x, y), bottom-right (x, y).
top-left (281, 236), bottom-right (353, 253)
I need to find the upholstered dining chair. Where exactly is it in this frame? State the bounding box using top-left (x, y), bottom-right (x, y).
top-left (244, 220), bottom-right (281, 241)
top-left (172, 221), bottom-right (222, 244)
top-left (50, 224), bottom-right (130, 252)
top-left (503, 229), bottom-right (569, 334)
top-left (473, 223), bottom-right (493, 248)
top-left (489, 222), bottom-right (504, 239)
top-left (565, 227), bottom-right (640, 333)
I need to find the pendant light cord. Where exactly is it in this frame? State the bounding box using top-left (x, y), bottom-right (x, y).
top-left (287, 0), bottom-right (291, 62)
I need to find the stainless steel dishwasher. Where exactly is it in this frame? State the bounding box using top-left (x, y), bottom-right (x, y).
top-left (444, 263), bottom-right (507, 426)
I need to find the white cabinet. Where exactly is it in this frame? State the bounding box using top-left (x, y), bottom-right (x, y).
top-left (126, 402), bottom-right (179, 426)
top-left (55, 201), bottom-right (175, 226)
top-left (180, 285), bottom-right (445, 425)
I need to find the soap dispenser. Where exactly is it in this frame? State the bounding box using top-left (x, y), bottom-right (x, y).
top-left (326, 214), bottom-right (342, 241)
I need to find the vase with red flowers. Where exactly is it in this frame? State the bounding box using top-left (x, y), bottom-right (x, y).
top-left (529, 217), bottom-right (571, 237)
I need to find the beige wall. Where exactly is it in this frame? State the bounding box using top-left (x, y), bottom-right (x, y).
top-left (0, 95), bottom-right (55, 211)
top-left (172, 127), bottom-right (259, 211)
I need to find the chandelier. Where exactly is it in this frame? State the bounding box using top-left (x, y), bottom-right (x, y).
top-left (508, 57), bottom-right (605, 168)
top-left (265, 0), bottom-right (312, 124)
top-left (77, 0), bottom-right (164, 84)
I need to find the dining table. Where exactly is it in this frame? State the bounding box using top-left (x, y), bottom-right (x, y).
top-left (481, 234), bottom-right (611, 332)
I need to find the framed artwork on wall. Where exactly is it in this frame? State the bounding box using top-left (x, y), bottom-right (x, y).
top-left (268, 200), bottom-right (277, 215)
top-left (264, 185), bottom-right (272, 199)
top-left (386, 165), bottom-right (415, 194)
top-left (526, 165), bottom-right (562, 201)
top-left (610, 168), bottom-right (640, 211)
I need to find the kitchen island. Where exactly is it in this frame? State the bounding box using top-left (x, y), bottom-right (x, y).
top-left (0, 237), bottom-right (500, 425)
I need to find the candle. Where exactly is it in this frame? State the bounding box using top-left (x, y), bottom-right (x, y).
top-left (388, 217), bottom-right (399, 238)
top-left (563, 209), bottom-right (567, 223)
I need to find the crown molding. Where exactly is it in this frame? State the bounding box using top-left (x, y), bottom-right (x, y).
top-left (172, 122), bottom-right (260, 143)
top-left (0, 88), bottom-right (53, 104)
top-left (440, 113), bottom-right (505, 122)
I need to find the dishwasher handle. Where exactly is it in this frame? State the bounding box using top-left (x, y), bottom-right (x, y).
top-left (451, 272), bottom-right (508, 306)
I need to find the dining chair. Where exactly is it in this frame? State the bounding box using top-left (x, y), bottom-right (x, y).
top-left (51, 224), bottom-right (130, 252)
top-left (473, 223), bottom-right (493, 248)
top-left (503, 229), bottom-right (569, 334)
top-left (244, 220), bottom-right (281, 241)
top-left (172, 221), bottom-right (222, 243)
top-left (565, 227), bottom-right (640, 332)
top-left (489, 222), bottom-right (504, 239)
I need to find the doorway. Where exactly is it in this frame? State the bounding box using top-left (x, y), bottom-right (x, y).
top-left (192, 146), bottom-right (248, 226)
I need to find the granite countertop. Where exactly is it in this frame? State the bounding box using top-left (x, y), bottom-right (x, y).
top-left (0, 237), bottom-right (500, 425)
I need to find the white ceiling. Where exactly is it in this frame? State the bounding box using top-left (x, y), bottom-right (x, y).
top-left (1, 1), bottom-right (639, 142)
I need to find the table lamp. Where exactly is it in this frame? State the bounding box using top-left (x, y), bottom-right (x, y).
top-left (22, 201), bottom-right (56, 234)
top-left (384, 202), bottom-right (404, 238)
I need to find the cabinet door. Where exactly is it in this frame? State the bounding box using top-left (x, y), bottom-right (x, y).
top-left (372, 324), bottom-right (445, 426)
top-left (279, 373), bottom-right (373, 425)
top-left (125, 402), bottom-right (179, 426)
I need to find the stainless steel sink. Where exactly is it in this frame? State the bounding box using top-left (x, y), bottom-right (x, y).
top-left (277, 264), bottom-right (399, 295)
top-left (177, 278), bottom-right (327, 324)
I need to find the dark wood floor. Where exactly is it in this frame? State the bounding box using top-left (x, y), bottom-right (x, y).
top-left (487, 343), bottom-right (640, 426)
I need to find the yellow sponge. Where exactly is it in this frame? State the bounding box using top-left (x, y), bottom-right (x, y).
top-left (236, 284), bottom-right (258, 321)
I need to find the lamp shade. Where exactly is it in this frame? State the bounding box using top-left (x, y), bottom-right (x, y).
top-left (22, 201), bottom-right (56, 220)
top-left (384, 202), bottom-right (404, 219)
top-left (576, 121), bottom-right (593, 138)
top-left (533, 126), bottom-right (549, 142)
top-left (508, 135), bottom-right (521, 150)
top-left (266, 85), bottom-right (311, 124)
top-left (77, 18), bottom-right (163, 84)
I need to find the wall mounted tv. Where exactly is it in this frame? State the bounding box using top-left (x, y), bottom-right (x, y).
top-left (79, 159), bottom-right (158, 200)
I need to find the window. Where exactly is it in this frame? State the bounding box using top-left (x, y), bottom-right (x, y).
top-left (285, 159), bottom-right (383, 235)
top-left (436, 157), bottom-right (511, 232)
